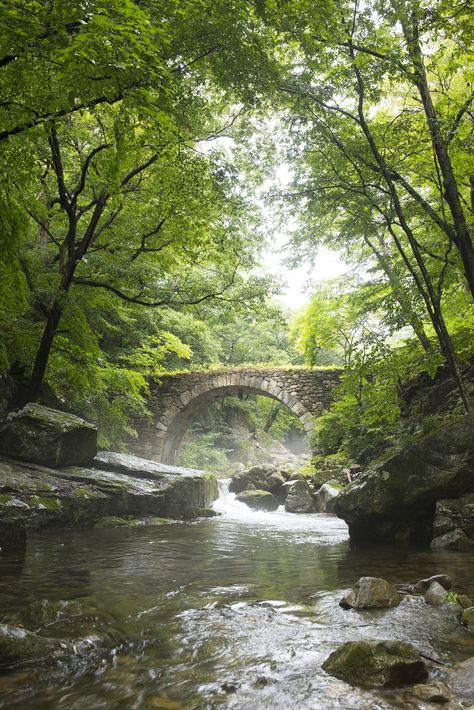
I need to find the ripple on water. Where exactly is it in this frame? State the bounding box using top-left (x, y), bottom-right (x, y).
top-left (0, 490), bottom-right (474, 709)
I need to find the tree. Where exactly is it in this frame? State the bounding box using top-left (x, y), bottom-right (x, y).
top-left (265, 0), bottom-right (473, 410)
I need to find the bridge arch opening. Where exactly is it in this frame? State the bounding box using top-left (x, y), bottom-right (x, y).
top-left (155, 374), bottom-right (315, 465)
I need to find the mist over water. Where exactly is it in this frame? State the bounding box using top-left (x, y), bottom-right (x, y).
top-left (1, 482), bottom-right (474, 709)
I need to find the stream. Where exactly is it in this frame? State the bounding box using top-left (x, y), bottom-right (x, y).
top-left (1, 480), bottom-right (474, 709)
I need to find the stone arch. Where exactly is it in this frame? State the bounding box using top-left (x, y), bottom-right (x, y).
top-left (154, 372), bottom-right (315, 464)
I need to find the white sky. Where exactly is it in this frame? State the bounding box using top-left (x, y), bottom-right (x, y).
top-left (263, 239), bottom-right (348, 311)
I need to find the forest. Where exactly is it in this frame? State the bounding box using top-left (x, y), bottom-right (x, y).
top-left (1, 0), bottom-right (473, 464)
top-left (1, 2), bottom-right (474, 708)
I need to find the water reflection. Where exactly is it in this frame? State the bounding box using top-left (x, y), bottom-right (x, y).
top-left (0, 486), bottom-right (474, 709)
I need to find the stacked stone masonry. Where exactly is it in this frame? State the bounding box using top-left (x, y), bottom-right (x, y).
top-left (129, 368), bottom-right (342, 464)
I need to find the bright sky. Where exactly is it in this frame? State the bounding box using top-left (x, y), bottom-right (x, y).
top-left (263, 239), bottom-right (348, 311)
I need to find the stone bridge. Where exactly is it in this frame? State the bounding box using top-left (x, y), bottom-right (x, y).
top-left (130, 367), bottom-right (342, 464)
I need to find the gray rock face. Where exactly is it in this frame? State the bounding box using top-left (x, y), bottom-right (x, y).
top-left (284, 479), bottom-right (314, 513)
top-left (0, 403), bottom-right (97, 467)
top-left (449, 656), bottom-right (474, 700)
top-left (423, 581), bottom-right (448, 606)
top-left (430, 528), bottom-right (474, 550)
top-left (322, 640), bottom-right (428, 688)
top-left (0, 453), bottom-right (218, 549)
top-left (335, 413), bottom-right (474, 544)
top-left (313, 482), bottom-right (340, 513)
top-left (94, 451), bottom-right (202, 479)
top-left (433, 492), bottom-right (474, 540)
top-left (229, 464), bottom-right (277, 494)
top-left (339, 577), bottom-right (401, 610)
top-left (235, 490), bottom-right (279, 511)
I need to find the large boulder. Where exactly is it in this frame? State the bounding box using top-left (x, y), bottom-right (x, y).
top-left (313, 482), bottom-right (340, 513)
top-left (229, 464), bottom-right (277, 494)
top-left (284, 479), bottom-right (314, 513)
top-left (0, 454), bottom-right (218, 544)
top-left (0, 403), bottom-right (97, 467)
top-left (235, 490), bottom-right (279, 511)
top-left (339, 577), bottom-right (401, 610)
top-left (414, 574), bottom-right (452, 594)
top-left (322, 640), bottom-right (428, 688)
top-left (335, 413), bottom-right (474, 544)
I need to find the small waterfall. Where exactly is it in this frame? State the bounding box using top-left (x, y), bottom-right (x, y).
top-left (213, 478), bottom-right (285, 520)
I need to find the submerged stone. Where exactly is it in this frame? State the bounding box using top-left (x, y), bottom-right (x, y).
top-left (322, 639), bottom-right (428, 688)
top-left (340, 577), bottom-right (401, 610)
top-left (0, 623), bottom-right (66, 665)
top-left (0, 403), bottom-right (97, 467)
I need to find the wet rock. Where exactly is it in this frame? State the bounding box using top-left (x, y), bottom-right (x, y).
top-left (313, 482), bottom-right (341, 513)
top-left (461, 607), bottom-right (474, 632)
top-left (94, 451), bottom-right (202, 479)
top-left (235, 490), bottom-right (279, 511)
top-left (414, 574), bottom-right (453, 594)
top-left (0, 456), bottom-right (217, 533)
top-left (433, 493), bottom-right (474, 539)
top-left (229, 464), bottom-right (277, 494)
top-left (424, 581), bottom-right (449, 606)
top-left (335, 413), bottom-right (474, 544)
top-left (430, 529), bottom-right (474, 550)
top-left (285, 479), bottom-right (314, 513)
top-left (449, 656), bottom-right (474, 700)
top-left (0, 403), bottom-right (97, 467)
top-left (322, 639), bottom-right (428, 688)
top-left (340, 577), bottom-right (401, 610)
top-left (411, 681), bottom-right (451, 703)
top-left (0, 623), bottom-right (66, 665)
top-left (221, 680), bottom-right (239, 693)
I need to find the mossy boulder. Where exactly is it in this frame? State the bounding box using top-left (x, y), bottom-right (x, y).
top-left (340, 577), bottom-right (401, 610)
top-left (335, 413), bottom-right (474, 544)
top-left (0, 403), bottom-right (97, 467)
top-left (235, 490), bottom-right (279, 511)
top-left (322, 640), bottom-right (428, 688)
top-left (229, 464), bottom-right (277, 494)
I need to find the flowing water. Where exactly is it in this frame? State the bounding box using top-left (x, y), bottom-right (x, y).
top-left (1, 480), bottom-right (474, 709)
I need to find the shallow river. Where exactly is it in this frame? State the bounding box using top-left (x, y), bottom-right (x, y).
top-left (1, 482), bottom-right (474, 709)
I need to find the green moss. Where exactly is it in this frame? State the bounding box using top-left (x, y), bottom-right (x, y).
top-left (29, 495), bottom-right (62, 511)
top-left (0, 494), bottom-right (13, 505)
top-left (72, 486), bottom-right (101, 500)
